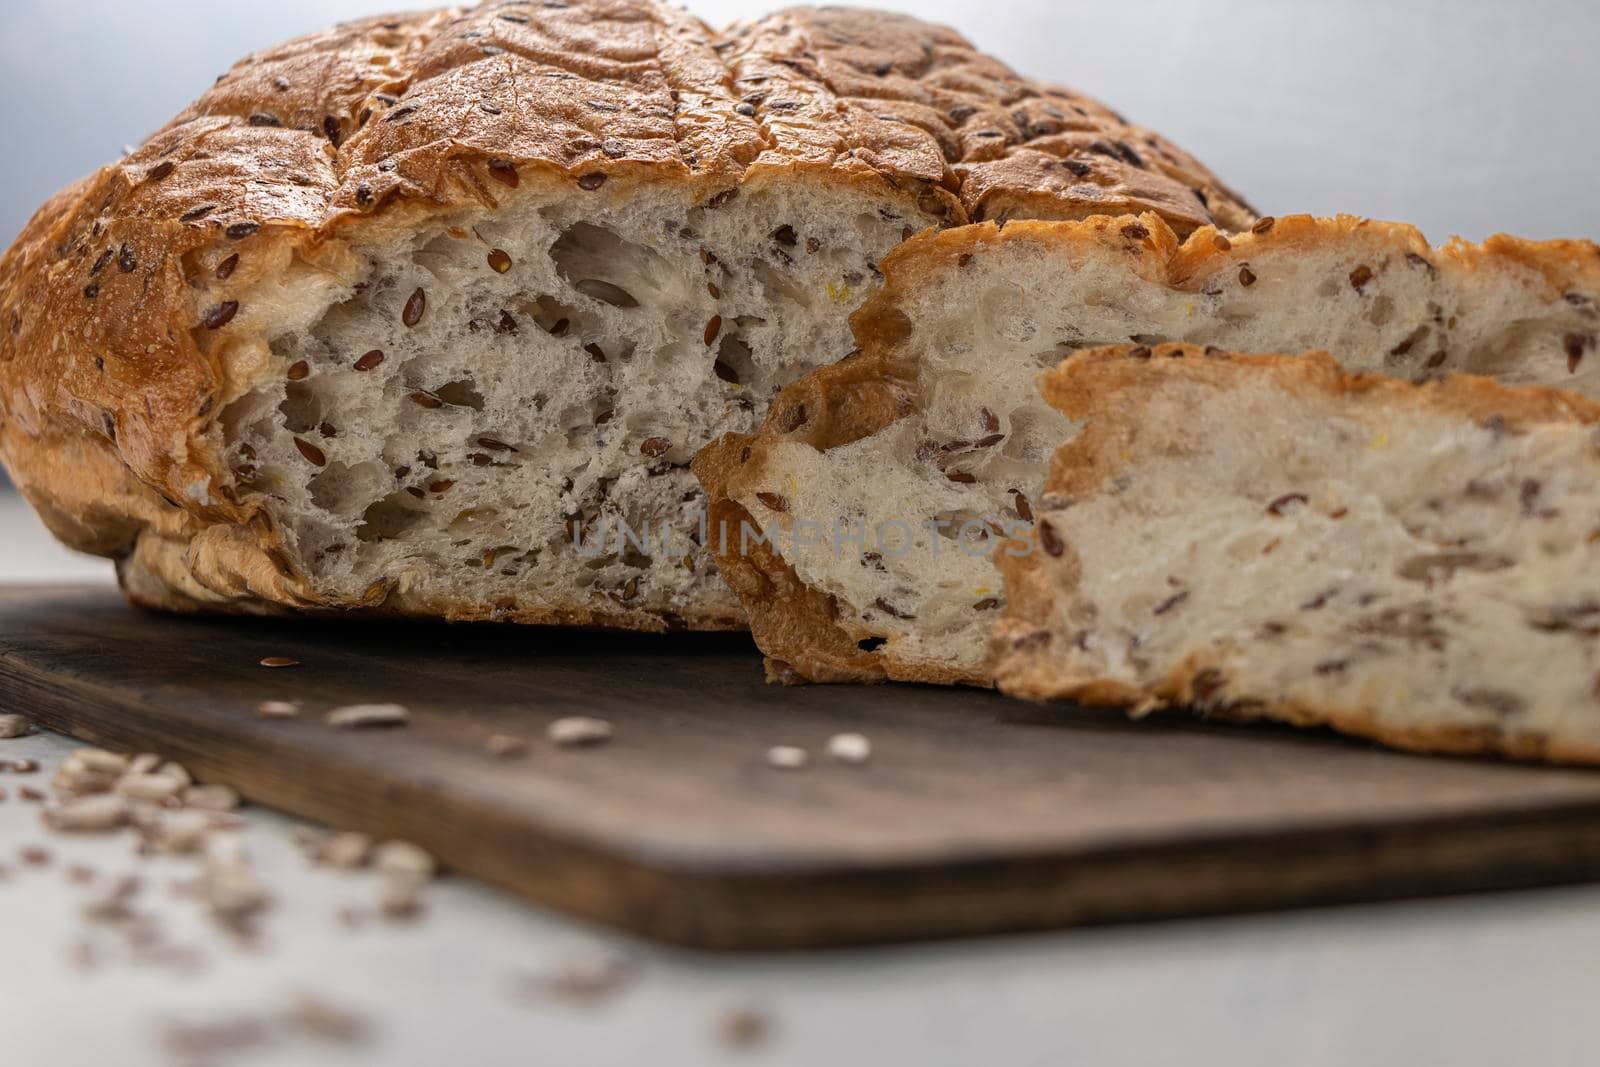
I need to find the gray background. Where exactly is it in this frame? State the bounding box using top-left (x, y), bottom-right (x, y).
top-left (3, 0), bottom-right (1598, 252)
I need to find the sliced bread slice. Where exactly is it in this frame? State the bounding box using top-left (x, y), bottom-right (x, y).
top-left (694, 214), bottom-right (1600, 683)
top-left (994, 344), bottom-right (1600, 765)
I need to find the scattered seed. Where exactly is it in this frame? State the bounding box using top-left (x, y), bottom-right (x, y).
top-left (202, 301), bottom-right (239, 329)
top-left (321, 832), bottom-right (372, 869)
top-left (256, 700), bottom-right (299, 719)
top-left (639, 436), bottom-right (670, 458)
top-left (576, 172), bottom-right (607, 190)
top-left (826, 733), bottom-right (871, 764)
top-left (409, 390), bottom-right (444, 409)
top-left (1213, 234), bottom-right (1232, 251)
top-left (0, 713), bottom-right (31, 739)
top-left (1251, 216), bottom-right (1276, 235)
top-left (1349, 264), bottom-right (1374, 292)
top-left (325, 704), bottom-right (410, 729)
top-left (374, 841), bottom-right (435, 881)
top-left (152, 810), bottom-right (212, 855)
top-left (286, 360), bottom-right (310, 381)
top-left (44, 794), bottom-right (130, 833)
top-left (378, 877), bottom-right (425, 921)
top-left (259, 656), bottom-right (299, 668)
top-left (183, 784), bottom-right (241, 812)
top-left (402, 287), bottom-right (426, 328)
top-left (225, 222), bottom-right (259, 240)
top-left (215, 253), bottom-right (240, 279)
top-left (1238, 265), bottom-right (1257, 287)
top-left (716, 999), bottom-right (774, 1049)
top-left (516, 949), bottom-right (637, 1005)
top-left (755, 492), bottom-right (789, 512)
top-left (547, 716), bottom-right (613, 747)
top-left (283, 989), bottom-right (371, 1045)
top-left (354, 349), bottom-right (385, 371)
top-left (4, 757), bottom-right (40, 774)
top-left (486, 734), bottom-right (530, 758)
top-left (116, 773), bottom-right (185, 803)
top-left (19, 786), bottom-right (45, 802)
top-left (704, 315), bottom-right (722, 345)
top-left (487, 248), bottom-right (513, 273)
top-left (584, 342), bottom-right (607, 363)
top-left (766, 745), bottom-right (807, 770)
top-left (204, 838), bottom-right (271, 933)
top-left (20, 844), bottom-right (52, 865)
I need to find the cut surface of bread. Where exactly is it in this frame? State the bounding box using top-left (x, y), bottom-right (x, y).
top-left (993, 344), bottom-right (1600, 765)
top-left (695, 213), bottom-right (1600, 680)
top-left (0, 2), bottom-right (1253, 631)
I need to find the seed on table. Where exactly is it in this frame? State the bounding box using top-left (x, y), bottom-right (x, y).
top-left (128, 753), bottom-right (161, 775)
top-left (374, 841), bottom-right (435, 881)
top-left (182, 784), bottom-right (241, 812)
top-left (44, 794), bottom-right (130, 832)
top-left (321, 832), bottom-right (372, 870)
top-left (547, 717), bottom-right (613, 747)
top-left (19, 785), bottom-right (45, 802)
top-left (0, 713), bottom-right (32, 738)
top-left (715, 999), bottom-right (774, 1049)
top-left (2, 757), bottom-right (39, 773)
top-left (256, 700), bottom-right (300, 719)
top-left (259, 656), bottom-right (299, 668)
top-left (825, 733), bottom-right (872, 764)
top-left (378, 876), bottom-right (425, 920)
top-left (766, 745), bottom-right (808, 770)
top-left (325, 704), bottom-right (409, 729)
top-left (116, 773), bottom-right (185, 803)
top-left (20, 844), bottom-right (52, 865)
top-left (486, 734), bottom-right (530, 758)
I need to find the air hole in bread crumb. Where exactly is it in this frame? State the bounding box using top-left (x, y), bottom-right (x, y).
top-left (357, 492), bottom-right (427, 542)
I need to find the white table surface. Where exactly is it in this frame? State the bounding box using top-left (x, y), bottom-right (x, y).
top-left (6, 497), bottom-right (1600, 1067)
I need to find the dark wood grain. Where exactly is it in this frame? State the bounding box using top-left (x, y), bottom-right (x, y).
top-left (5, 585), bottom-right (1600, 948)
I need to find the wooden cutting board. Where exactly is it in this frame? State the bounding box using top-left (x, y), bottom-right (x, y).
top-left (7, 584), bottom-right (1600, 949)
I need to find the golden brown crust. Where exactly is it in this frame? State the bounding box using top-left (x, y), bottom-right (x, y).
top-left (697, 212), bottom-right (1600, 681)
top-left (993, 343), bottom-right (1600, 766)
top-left (0, 1), bottom-right (1252, 629)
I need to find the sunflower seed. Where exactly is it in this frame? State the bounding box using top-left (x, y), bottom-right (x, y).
top-left (716, 999), bottom-right (774, 1049)
top-left (115, 773), bottom-right (185, 803)
top-left (0, 713), bottom-right (32, 738)
top-left (256, 700), bottom-right (300, 719)
top-left (765, 745), bottom-right (808, 769)
top-left (547, 716), bottom-right (613, 746)
top-left (825, 733), bottom-right (872, 764)
top-left (486, 734), bottom-right (530, 758)
top-left (325, 704), bottom-right (409, 729)
top-left (182, 784), bottom-right (241, 812)
top-left (320, 832), bottom-right (372, 869)
top-left (44, 794), bottom-right (130, 832)
top-left (374, 840), bottom-right (435, 881)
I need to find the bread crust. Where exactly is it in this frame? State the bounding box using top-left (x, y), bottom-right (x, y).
top-left (993, 343), bottom-right (1600, 765)
top-left (695, 212), bottom-right (1600, 679)
top-left (0, 2), bottom-right (1253, 629)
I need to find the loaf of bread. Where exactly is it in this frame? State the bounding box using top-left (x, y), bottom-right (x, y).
top-left (993, 344), bottom-right (1600, 764)
top-left (0, 3), bottom-right (1253, 630)
top-left (694, 214), bottom-right (1600, 680)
